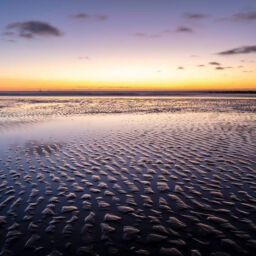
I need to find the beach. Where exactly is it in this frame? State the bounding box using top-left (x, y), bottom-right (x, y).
top-left (0, 96), bottom-right (255, 256)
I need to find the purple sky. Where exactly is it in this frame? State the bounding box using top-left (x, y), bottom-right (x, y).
top-left (0, 0), bottom-right (256, 90)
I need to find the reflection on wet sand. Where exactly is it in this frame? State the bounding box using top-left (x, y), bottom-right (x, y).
top-left (0, 96), bottom-right (255, 256)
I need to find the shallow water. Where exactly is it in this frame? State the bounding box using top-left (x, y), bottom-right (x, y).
top-left (0, 96), bottom-right (255, 256)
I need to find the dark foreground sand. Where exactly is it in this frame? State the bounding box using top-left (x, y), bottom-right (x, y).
top-left (0, 96), bottom-right (255, 256)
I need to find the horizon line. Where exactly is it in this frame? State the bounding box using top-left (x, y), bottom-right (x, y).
top-left (1, 89), bottom-right (256, 97)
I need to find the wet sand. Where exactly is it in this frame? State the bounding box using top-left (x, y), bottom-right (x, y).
top-left (0, 96), bottom-right (255, 256)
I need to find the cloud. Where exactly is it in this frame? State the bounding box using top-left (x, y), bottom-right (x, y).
top-left (134, 32), bottom-right (162, 38)
top-left (209, 62), bottom-right (221, 66)
top-left (230, 11), bottom-right (256, 22)
top-left (71, 13), bottom-right (108, 21)
top-left (218, 45), bottom-right (256, 55)
top-left (177, 66), bottom-right (184, 70)
top-left (183, 13), bottom-right (209, 20)
top-left (135, 26), bottom-right (193, 39)
top-left (176, 26), bottom-right (193, 33)
top-left (3, 31), bottom-right (15, 36)
top-left (215, 66), bottom-right (233, 71)
top-left (241, 59), bottom-right (255, 63)
top-left (134, 32), bottom-right (147, 37)
top-left (219, 11), bottom-right (256, 23)
top-left (5, 21), bottom-right (62, 39)
top-left (197, 64), bottom-right (205, 67)
top-left (78, 56), bottom-right (90, 60)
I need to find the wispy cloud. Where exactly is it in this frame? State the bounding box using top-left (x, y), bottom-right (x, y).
top-left (71, 13), bottom-right (108, 22)
top-left (78, 56), bottom-right (90, 60)
top-left (215, 66), bottom-right (233, 70)
top-left (209, 62), bottom-right (221, 66)
top-left (134, 32), bottom-right (163, 38)
top-left (176, 26), bottom-right (193, 33)
top-left (134, 26), bottom-right (194, 39)
top-left (215, 66), bottom-right (225, 70)
top-left (218, 45), bottom-right (256, 55)
top-left (183, 13), bottom-right (209, 20)
top-left (229, 11), bottom-right (256, 22)
top-left (190, 55), bottom-right (199, 58)
top-left (5, 21), bottom-right (62, 39)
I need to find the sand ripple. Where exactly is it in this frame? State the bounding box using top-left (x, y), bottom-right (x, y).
top-left (0, 97), bottom-right (255, 255)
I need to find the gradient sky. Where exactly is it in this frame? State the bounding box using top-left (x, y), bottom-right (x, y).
top-left (1, 0), bottom-right (256, 90)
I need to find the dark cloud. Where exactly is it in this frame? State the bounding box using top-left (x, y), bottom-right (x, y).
top-left (71, 13), bottom-right (108, 21)
top-left (197, 64), bottom-right (205, 67)
top-left (183, 13), bottom-right (209, 20)
top-left (218, 45), bottom-right (256, 55)
top-left (176, 26), bottom-right (193, 33)
top-left (209, 62), bottom-right (233, 70)
top-left (5, 21), bottom-right (62, 39)
top-left (177, 66), bottom-right (184, 70)
top-left (209, 62), bottom-right (221, 66)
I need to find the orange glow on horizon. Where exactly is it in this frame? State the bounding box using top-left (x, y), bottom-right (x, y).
top-left (1, 58), bottom-right (256, 91)
top-left (0, 76), bottom-right (256, 91)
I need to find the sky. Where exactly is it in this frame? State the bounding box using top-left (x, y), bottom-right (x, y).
top-left (0, 0), bottom-right (256, 90)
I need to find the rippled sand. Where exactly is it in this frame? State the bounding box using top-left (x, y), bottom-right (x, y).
top-left (0, 96), bottom-right (255, 256)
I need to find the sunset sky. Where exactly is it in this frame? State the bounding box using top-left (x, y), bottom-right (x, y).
top-left (1, 0), bottom-right (256, 90)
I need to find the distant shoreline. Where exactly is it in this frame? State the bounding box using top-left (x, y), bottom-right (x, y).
top-left (0, 90), bottom-right (256, 97)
